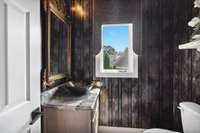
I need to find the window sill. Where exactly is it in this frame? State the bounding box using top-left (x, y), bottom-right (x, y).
top-left (96, 71), bottom-right (138, 78)
top-left (95, 49), bottom-right (138, 78)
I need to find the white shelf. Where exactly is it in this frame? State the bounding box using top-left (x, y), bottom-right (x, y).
top-left (179, 40), bottom-right (200, 52)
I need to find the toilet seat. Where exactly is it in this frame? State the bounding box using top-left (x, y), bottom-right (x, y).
top-left (143, 128), bottom-right (180, 133)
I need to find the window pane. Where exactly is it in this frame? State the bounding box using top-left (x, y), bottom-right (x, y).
top-left (102, 25), bottom-right (129, 70)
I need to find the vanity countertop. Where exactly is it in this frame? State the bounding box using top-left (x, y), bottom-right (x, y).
top-left (41, 87), bottom-right (100, 110)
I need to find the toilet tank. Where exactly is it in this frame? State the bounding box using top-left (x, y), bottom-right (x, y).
top-left (179, 102), bottom-right (200, 133)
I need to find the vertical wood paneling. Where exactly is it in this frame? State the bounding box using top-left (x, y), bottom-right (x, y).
top-left (161, 0), bottom-right (174, 129)
top-left (108, 79), bottom-right (112, 126)
top-left (172, 0), bottom-right (182, 130)
top-left (99, 79), bottom-right (109, 125)
top-left (72, 0), bottom-right (94, 81)
top-left (141, 0), bottom-right (151, 128)
top-left (71, 0), bottom-right (200, 132)
top-left (192, 52), bottom-right (200, 103)
top-left (118, 79), bottom-right (122, 126)
top-left (121, 79), bottom-right (130, 127)
top-left (131, 79), bottom-right (139, 128)
top-left (111, 79), bottom-right (119, 126)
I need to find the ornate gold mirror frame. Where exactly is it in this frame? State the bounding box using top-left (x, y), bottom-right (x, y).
top-left (43, 0), bottom-right (71, 86)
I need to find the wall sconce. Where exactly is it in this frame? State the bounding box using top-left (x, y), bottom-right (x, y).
top-left (71, 4), bottom-right (85, 17)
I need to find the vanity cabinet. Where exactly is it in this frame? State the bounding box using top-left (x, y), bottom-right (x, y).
top-left (43, 99), bottom-right (99, 133)
top-left (42, 88), bottom-right (100, 133)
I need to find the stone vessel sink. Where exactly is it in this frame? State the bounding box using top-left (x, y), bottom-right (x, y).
top-left (52, 81), bottom-right (93, 101)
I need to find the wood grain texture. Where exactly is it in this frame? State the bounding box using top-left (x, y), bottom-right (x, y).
top-left (71, 0), bottom-right (200, 132)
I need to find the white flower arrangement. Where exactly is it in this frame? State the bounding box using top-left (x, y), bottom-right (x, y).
top-left (179, 0), bottom-right (200, 51)
top-left (188, 0), bottom-right (200, 40)
top-left (194, 0), bottom-right (200, 8)
top-left (188, 17), bottom-right (200, 27)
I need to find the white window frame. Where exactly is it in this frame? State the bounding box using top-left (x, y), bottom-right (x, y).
top-left (95, 23), bottom-right (138, 78)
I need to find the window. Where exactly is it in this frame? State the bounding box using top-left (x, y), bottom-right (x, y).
top-left (96, 23), bottom-right (138, 78)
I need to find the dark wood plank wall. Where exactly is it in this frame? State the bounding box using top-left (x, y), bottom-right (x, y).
top-left (71, 0), bottom-right (200, 131)
top-left (93, 0), bottom-right (142, 128)
top-left (71, 0), bottom-right (94, 81)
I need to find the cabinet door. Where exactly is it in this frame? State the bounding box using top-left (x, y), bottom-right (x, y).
top-left (43, 107), bottom-right (92, 133)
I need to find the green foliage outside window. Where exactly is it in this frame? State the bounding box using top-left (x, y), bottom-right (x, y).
top-left (104, 52), bottom-right (111, 69)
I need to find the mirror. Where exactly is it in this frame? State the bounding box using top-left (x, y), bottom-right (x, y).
top-left (50, 12), bottom-right (68, 78)
top-left (44, 0), bottom-right (71, 84)
top-left (48, 11), bottom-right (71, 81)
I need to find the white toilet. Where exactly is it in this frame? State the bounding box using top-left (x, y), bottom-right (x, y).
top-left (143, 102), bottom-right (200, 133)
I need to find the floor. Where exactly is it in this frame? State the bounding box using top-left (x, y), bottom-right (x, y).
top-left (99, 126), bottom-right (145, 133)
